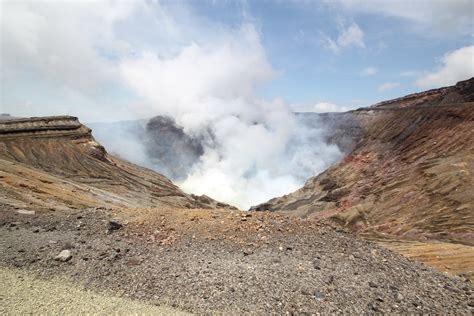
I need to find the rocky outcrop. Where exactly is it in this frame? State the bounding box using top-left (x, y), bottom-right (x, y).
top-left (0, 116), bottom-right (90, 137)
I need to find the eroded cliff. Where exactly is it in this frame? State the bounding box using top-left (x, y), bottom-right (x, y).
top-left (252, 79), bottom-right (474, 246)
top-left (0, 116), bottom-right (233, 210)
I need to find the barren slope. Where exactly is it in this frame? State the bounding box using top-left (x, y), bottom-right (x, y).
top-left (0, 116), bottom-right (232, 210)
top-left (1, 204), bottom-right (472, 313)
top-left (252, 79), bottom-right (474, 246)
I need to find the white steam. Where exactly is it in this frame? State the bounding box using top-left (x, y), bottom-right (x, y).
top-left (119, 25), bottom-right (342, 208)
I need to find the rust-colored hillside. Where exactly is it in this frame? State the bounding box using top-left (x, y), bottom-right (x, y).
top-left (252, 79), bottom-right (474, 246)
top-left (0, 116), bottom-right (232, 210)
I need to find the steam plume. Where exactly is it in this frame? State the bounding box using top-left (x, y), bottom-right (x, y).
top-left (118, 25), bottom-right (342, 208)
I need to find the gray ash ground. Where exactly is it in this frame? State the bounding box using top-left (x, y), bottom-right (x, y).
top-left (0, 204), bottom-right (472, 314)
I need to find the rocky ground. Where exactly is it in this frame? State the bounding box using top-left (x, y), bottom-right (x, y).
top-left (1, 204), bottom-right (472, 314)
top-left (0, 266), bottom-right (185, 315)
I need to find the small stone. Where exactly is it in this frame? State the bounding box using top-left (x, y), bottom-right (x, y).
top-left (17, 209), bottom-right (35, 215)
top-left (112, 253), bottom-right (122, 260)
top-left (286, 246), bottom-right (293, 251)
top-left (371, 303), bottom-right (380, 312)
top-left (314, 290), bottom-right (325, 301)
top-left (324, 275), bottom-right (334, 284)
top-left (243, 249), bottom-right (253, 256)
top-left (467, 300), bottom-right (474, 307)
top-left (107, 220), bottom-right (123, 232)
top-left (301, 289), bottom-right (311, 295)
top-left (54, 249), bottom-right (72, 262)
top-left (313, 259), bottom-right (321, 270)
top-left (395, 293), bottom-right (404, 302)
top-left (32, 228), bottom-right (40, 233)
top-left (376, 296), bottom-right (384, 302)
top-left (368, 281), bottom-right (378, 288)
top-left (389, 285), bottom-right (399, 291)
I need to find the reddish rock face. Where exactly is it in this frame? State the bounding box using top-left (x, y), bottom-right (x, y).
top-left (252, 78), bottom-right (474, 246)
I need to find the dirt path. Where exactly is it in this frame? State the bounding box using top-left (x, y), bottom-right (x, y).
top-left (0, 266), bottom-right (187, 315)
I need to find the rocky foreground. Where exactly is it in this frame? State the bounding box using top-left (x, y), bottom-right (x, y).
top-left (0, 204), bottom-right (472, 314)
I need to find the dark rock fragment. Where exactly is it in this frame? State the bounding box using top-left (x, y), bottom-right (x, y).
top-left (107, 220), bottom-right (123, 232)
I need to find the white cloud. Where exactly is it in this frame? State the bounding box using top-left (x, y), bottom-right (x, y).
top-left (400, 70), bottom-right (419, 77)
top-left (292, 102), bottom-right (350, 113)
top-left (324, 22), bottom-right (365, 53)
top-left (360, 67), bottom-right (378, 76)
top-left (378, 82), bottom-right (400, 92)
top-left (312, 102), bottom-right (350, 113)
top-left (334, 0), bottom-right (474, 36)
top-left (119, 25), bottom-right (275, 126)
top-left (338, 23), bottom-right (365, 48)
top-left (416, 45), bottom-right (474, 88)
top-left (0, 0), bottom-right (139, 93)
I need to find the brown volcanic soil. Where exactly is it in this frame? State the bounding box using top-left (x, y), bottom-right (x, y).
top-left (0, 204), bottom-right (473, 314)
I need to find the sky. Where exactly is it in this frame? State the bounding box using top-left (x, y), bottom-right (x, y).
top-left (1, 0), bottom-right (473, 120)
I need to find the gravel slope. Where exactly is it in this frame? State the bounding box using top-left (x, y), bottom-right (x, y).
top-left (0, 266), bottom-right (186, 315)
top-left (1, 205), bottom-right (472, 314)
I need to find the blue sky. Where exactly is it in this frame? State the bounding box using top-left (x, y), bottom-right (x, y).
top-left (191, 0), bottom-right (473, 107)
top-left (1, 0), bottom-right (473, 120)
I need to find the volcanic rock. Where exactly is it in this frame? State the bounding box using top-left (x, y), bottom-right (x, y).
top-left (54, 250), bottom-right (72, 262)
